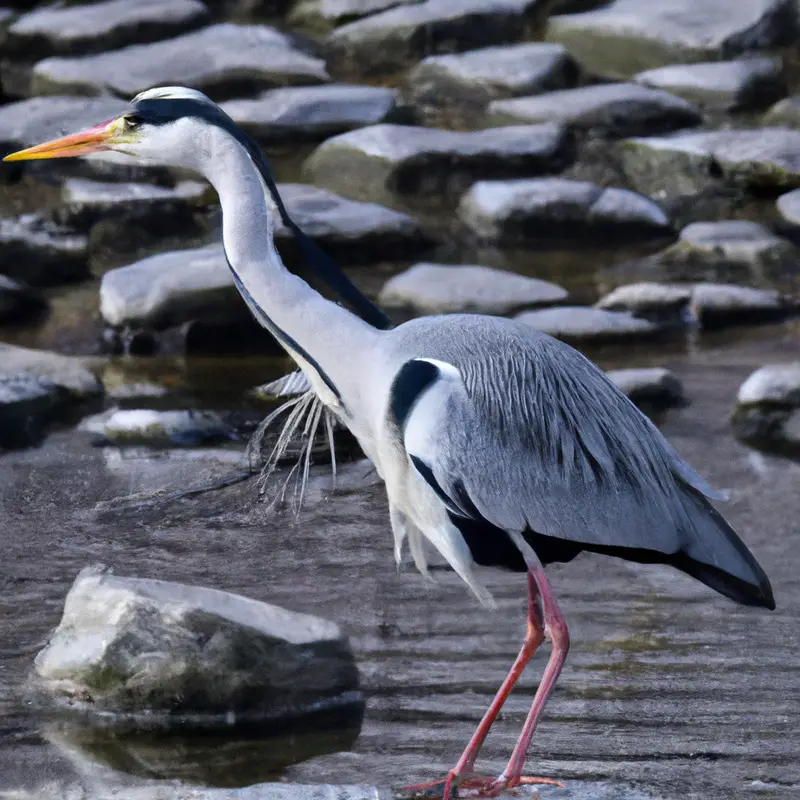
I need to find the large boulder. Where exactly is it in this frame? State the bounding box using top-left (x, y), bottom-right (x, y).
top-left (303, 123), bottom-right (575, 205)
top-left (515, 306), bottom-right (659, 344)
top-left (221, 84), bottom-right (401, 143)
top-left (546, 0), bottom-right (799, 80)
top-left (379, 262), bottom-right (567, 314)
top-left (458, 177), bottom-right (671, 244)
top-left (32, 566), bottom-right (360, 725)
top-left (326, 0), bottom-right (552, 76)
top-left (487, 82), bottom-right (701, 138)
top-left (31, 24), bottom-right (329, 99)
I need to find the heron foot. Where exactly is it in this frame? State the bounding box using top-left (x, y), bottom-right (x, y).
top-left (403, 772), bottom-right (563, 798)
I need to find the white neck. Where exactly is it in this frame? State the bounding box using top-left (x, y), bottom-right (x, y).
top-left (200, 129), bottom-right (379, 411)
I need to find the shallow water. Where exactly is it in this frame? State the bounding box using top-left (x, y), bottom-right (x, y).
top-left (1, 330), bottom-right (799, 799)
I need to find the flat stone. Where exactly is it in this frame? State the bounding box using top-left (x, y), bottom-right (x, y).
top-left (31, 24), bottom-right (329, 100)
top-left (620, 128), bottom-right (800, 200)
top-left (0, 343), bottom-right (103, 400)
top-left (3, 0), bottom-right (208, 61)
top-left (488, 82), bottom-right (701, 138)
top-left (32, 565), bottom-right (359, 725)
top-left (290, 0), bottom-right (424, 31)
top-left (406, 43), bottom-right (579, 114)
top-left (737, 363), bottom-right (800, 406)
top-left (303, 123), bottom-right (575, 205)
top-left (0, 274), bottom-right (44, 324)
top-left (326, 0), bottom-right (552, 76)
top-left (221, 84), bottom-right (399, 144)
top-left (763, 95), bottom-right (800, 126)
top-left (776, 188), bottom-right (800, 228)
top-left (606, 367), bottom-right (685, 409)
top-left (635, 57), bottom-right (786, 112)
top-left (596, 282), bottom-right (692, 323)
top-left (0, 213), bottom-right (89, 287)
top-left (546, 0), bottom-right (799, 80)
top-left (0, 371), bottom-right (60, 449)
top-left (379, 262), bottom-right (568, 314)
top-left (80, 409), bottom-right (234, 447)
top-left (458, 177), bottom-right (670, 244)
top-left (515, 306), bottom-right (658, 343)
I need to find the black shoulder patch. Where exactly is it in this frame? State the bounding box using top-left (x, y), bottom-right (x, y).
top-left (388, 359), bottom-right (439, 434)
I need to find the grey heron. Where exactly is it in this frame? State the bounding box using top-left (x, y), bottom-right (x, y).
top-left (5, 87), bottom-right (775, 799)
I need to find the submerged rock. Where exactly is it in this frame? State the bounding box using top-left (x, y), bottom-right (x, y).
top-left (406, 43), bottom-right (578, 115)
top-left (607, 367), bottom-right (685, 410)
top-left (303, 122), bottom-right (574, 205)
top-left (222, 84), bottom-right (400, 143)
top-left (32, 24), bottom-right (329, 99)
top-left (379, 262), bottom-right (567, 314)
top-left (634, 57), bottom-right (786, 112)
top-left (733, 363), bottom-right (800, 456)
top-left (0, 371), bottom-right (60, 449)
top-left (32, 566), bottom-right (360, 726)
top-left (546, 0), bottom-right (798, 80)
top-left (458, 177), bottom-right (670, 244)
top-left (80, 409), bottom-right (235, 447)
top-left (515, 306), bottom-right (659, 344)
top-left (326, 0), bottom-right (552, 76)
top-left (488, 82), bottom-right (701, 138)
top-left (0, 274), bottom-right (45, 324)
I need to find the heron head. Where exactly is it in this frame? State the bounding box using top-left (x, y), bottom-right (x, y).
top-left (3, 87), bottom-right (225, 171)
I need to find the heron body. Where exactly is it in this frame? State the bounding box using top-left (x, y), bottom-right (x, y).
top-left (5, 87), bottom-right (775, 799)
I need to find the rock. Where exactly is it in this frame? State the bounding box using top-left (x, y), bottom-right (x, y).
top-left (763, 95), bottom-right (800, 126)
top-left (79, 409), bottom-right (235, 447)
top-left (0, 213), bottom-right (89, 287)
top-left (0, 274), bottom-right (45, 324)
top-left (546, 0), bottom-right (799, 80)
top-left (406, 43), bottom-right (579, 115)
top-left (596, 282), bottom-right (692, 324)
top-left (290, 0), bottom-right (424, 31)
top-left (620, 128), bottom-right (800, 200)
top-left (606, 367), bottom-right (685, 409)
top-left (733, 363), bottom-right (800, 456)
top-left (458, 178), bottom-right (671, 244)
top-left (326, 0), bottom-right (552, 76)
top-left (0, 343), bottom-right (103, 400)
top-left (32, 565), bottom-right (360, 725)
top-left (515, 306), bottom-right (659, 343)
top-left (775, 189), bottom-right (800, 230)
top-left (488, 82), bottom-right (701, 138)
top-left (634, 57), bottom-right (786, 112)
top-left (0, 371), bottom-right (60, 449)
top-left (378, 262), bottom-right (567, 314)
top-left (31, 24), bottom-right (329, 100)
top-left (221, 84), bottom-right (400, 144)
top-left (3, 0), bottom-right (208, 61)
top-left (250, 370), bottom-right (312, 400)
top-left (303, 123), bottom-right (575, 205)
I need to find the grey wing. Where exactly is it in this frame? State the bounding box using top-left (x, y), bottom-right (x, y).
top-left (397, 339), bottom-right (760, 587)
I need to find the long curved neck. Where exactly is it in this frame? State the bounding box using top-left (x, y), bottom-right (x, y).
top-left (203, 132), bottom-right (379, 409)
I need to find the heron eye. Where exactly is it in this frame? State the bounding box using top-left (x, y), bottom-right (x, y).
top-left (124, 115), bottom-right (142, 130)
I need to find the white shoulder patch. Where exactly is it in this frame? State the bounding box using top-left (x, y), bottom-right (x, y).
top-left (416, 358), bottom-right (462, 382)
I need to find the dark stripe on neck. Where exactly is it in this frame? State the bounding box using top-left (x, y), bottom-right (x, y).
top-left (388, 358), bottom-right (439, 434)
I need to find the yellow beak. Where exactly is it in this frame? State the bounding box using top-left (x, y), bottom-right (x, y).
top-left (3, 119), bottom-right (118, 162)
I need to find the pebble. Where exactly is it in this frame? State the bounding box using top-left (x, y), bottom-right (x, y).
top-left (606, 367), bottom-right (685, 409)
top-left (379, 262), bottom-right (568, 314)
top-left (222, 84), bottom-right (400, 143)
top-left (32, 23), bottom-right (329, 99)
top-left (546, 0), bottom-right (798, 79)
top-left (406, 43), bottom-right (578, 114)
top-left (0, 274), bottom-right (45, 324)
top-left (33, 565), bottom-right (360, 725)
top-left (326, 0), bottom-right (553, 76)
top-left (515, 306), bottom-right (659, 343)
top-left (458, 177), bottom-right (671, 244)
top-left (634, 57), bottom-right (786, 112)
top-left (488, 82), bottom-right (701, 138)
top-left (303, 122), bottom-right (575, 205)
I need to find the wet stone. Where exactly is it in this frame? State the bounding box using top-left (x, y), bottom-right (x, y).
top-left (31, 24), bottom-right (329, 100)
top-left (303, 122), bottom-right (575, 206)
top-left (546, 0), bottom-right (799, 80)
top-left (3, 0), bottom-right (209, 61)
top-left (0, 213), bottom-right (89, 287)
top-left (775, 189), bottom-right (800, 230)
top-left (0, 343), bottom-right (103, 400)
top-left (620, 128), bottom-right (800, 200)
top-left (515, 306), bottom-right (659, 343)
top-left (458, 177), bottom-right (671, 245)
top-left (32, 565), bottom-right (360, 725)
top-left (488, 82), bottom-right (701, 139)
top-left (290, 0), bottom-right (424, 31)
top-left (326, 0), bottom-right (552, 76)
top-left (221, 84), bottom-right (400, 144)
top-left (634, 57), bottom-right (786, 112)
top-left (0, 371), bottom-right (59, 449)
top-left (606, 367), bottom-right (685, 410)
top-left (596, 282), bottom-right (692, 325)
top-left (80, 409), bottom-right (235, 447)
top-left (250, 370), bottom-right (312, 400)
top-left (0, 274), bottom-right (44, 324)
top-left (406, 43), bottom-right (579, 116)
top-left (763, 95), bottom-right (800, 126)
top-left (378, 262), bottom-right (567, 314)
